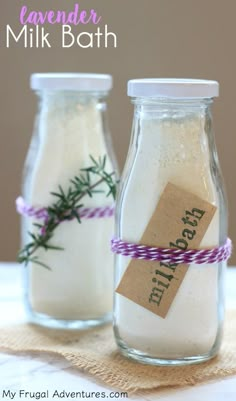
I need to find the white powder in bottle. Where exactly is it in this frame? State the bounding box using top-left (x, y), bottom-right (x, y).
top-left (115, 112), bottom-right (224, 358)
top-left (24, 91), bottom-right (115, 321)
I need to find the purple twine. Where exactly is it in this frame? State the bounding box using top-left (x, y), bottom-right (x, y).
top-left (111, 237), bottom-right (232, 265)
top-left (16, 197), bottom-right (115, 236)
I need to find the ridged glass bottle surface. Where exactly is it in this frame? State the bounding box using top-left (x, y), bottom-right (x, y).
top-left (22, 90), bottom-right (117, 329)
top-left (114, 98), bottom-right (227, 365)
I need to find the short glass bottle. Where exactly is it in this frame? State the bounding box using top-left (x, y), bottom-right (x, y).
top-left (113, 79), bottom-right (228, 365)
top-left (21, 73), bottom-right (118, 329)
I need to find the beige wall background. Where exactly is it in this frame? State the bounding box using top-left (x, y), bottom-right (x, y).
top-left (0, 0), bottom-right (236, 263)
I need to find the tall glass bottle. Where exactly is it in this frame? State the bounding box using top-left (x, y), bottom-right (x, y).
top-left (114, 79), bottom-right (228, 365)
top-left (21, 73), bottom-right (118, 329)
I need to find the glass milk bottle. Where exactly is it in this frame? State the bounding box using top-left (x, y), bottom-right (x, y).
top-left (113, 79), bottom-right (229, 365)
top-left (20, 73), bottom-right (118, 329)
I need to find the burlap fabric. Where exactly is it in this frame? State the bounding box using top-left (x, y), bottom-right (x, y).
top-left (0, 311), bottom-right (236, 393)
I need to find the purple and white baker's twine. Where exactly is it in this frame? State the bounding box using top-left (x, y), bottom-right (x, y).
top-left (111, 237), bottom-right (232, 265)
top-left (16, 196), bottom-right (115, 222)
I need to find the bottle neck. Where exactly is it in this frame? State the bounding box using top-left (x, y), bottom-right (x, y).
top-left (129, 97), bottom-right (217, 174)
top-left (34, 90), bottom-right (110, 150)
top-left (131, 98), bottom-right (213, 145)
top-left (36, 90), bottom-right (108, 111)
top-left (35, 90), bottom-right (109, 140)
top-left (132, 97), bottom-right (212, 119)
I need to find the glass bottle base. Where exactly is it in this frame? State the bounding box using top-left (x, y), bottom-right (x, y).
top-left (116, 337), bottom-right (218, 366)
top-left (26, 308), bottom-right (112, 330)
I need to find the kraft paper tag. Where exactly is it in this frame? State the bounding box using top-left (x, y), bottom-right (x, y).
top-left (116, 183), bottom-right (217, 318)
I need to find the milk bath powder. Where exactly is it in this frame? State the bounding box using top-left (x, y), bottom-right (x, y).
top-left (113, 79), bottom-right (229, 365)
top-left (20, 74), bottom-right (118, 329)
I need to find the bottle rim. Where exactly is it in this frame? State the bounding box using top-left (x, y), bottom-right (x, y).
top-left (127, 78), bottom-right (219, 99)
top-left (31, 73), bottom-right (113, 92)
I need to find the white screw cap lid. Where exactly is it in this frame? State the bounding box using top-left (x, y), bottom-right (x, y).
top-left (128, 78), bottom-right (219, 98)
top-left (31, 73), bottom-right (113, 92)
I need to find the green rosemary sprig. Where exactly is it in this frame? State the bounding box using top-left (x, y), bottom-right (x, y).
top-left (18, 156), bottom-right (117, 270)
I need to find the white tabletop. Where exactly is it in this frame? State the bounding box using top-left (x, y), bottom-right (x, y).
top-left (0, 263), bottom-right (236, 401)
